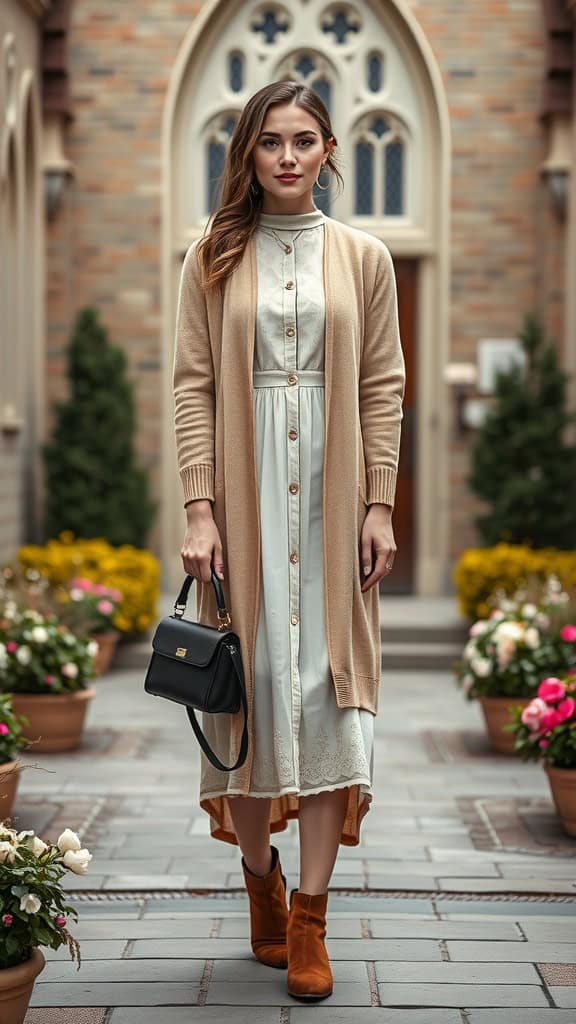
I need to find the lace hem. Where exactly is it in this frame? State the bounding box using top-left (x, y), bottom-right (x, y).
top-left (201, 775), bottom-right (372, 802)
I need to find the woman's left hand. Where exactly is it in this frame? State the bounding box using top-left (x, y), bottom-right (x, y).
top-left (360, 504), bottom-right (397, 592)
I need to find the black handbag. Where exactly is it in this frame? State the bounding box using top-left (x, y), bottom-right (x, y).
top-left (143, 571), bottom-right (248, 772)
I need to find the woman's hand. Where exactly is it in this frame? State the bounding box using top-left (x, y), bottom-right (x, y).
top-left (181, 499), bottom-right (225, 583)
top-left (360, 503), bottom-right (397, 592)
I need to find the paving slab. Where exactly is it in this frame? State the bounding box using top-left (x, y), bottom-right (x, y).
top-left (12, 650), bottom-right (576, 1016)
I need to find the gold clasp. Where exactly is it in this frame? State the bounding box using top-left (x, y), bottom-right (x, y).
top-left (217, 611), bottom-right (232, 631)
top-left (175, 647), bottom-right (187, 657)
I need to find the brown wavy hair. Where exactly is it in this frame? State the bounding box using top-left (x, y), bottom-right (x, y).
top-left (196, 80), bottom-right (344, 291)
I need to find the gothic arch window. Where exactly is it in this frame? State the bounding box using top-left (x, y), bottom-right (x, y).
top-left (353, 113), bottom-right (407, 217)
top-left (205, 112), bottom-right (239, 212)
top-left (173, 0), bottom-right (425, 233)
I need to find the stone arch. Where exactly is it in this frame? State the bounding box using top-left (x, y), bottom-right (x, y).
top-left (161, 0), bottom-right (451, 594)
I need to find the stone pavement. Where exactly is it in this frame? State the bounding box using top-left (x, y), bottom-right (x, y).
top-left (5, 597), bottom-right (575, 1021)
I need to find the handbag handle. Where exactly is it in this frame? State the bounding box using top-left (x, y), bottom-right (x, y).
top-left (185, 644), bottom-right (248, 773)
top-left (174, 571), bottom-right (231, 630)
top-left (174, 571), bottom-right (248, 772)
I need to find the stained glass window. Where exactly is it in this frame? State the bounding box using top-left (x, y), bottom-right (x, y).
top-left (367, 53), bottom-right (382, 92)
top-left (251, 8), bottom-right (289, 44)
top-left (355, 141), bottom-right (373, 214)
top-left (228, 52), bottom-right (244, 92)
top-left (385, 139), bottom-right (404, 214)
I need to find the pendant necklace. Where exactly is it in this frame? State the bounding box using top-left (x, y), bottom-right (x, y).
top-left (262, 227), bottom-right (305, 254)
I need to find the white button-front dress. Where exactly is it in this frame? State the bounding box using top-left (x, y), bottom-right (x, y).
top-left (199, 206), bottom-right (375, 843)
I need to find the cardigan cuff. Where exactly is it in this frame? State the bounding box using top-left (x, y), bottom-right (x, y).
top-left (180, 464), bottom-right (215, 505)
top-left (366, 466), bottom-right (397, 508)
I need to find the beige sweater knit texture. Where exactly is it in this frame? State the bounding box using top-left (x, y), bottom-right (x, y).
top-left (173, 215), bottom-right (405, 779)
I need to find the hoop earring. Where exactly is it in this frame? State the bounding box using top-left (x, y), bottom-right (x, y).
top-left (249, 180), bottom-right (261, 198)
top-left (314, 164), bottom-right (330, 191)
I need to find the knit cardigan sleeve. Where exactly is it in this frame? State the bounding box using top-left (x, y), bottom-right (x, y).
top-left (360, 242), bottom-right (406, 508)
top-left (172, 241), bottom-right (216, 506)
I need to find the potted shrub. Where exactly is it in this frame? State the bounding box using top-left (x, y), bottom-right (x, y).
top-left (0, 601), bottom-right (97, 753)
top-left (507, 672), bottom-right (576, 836)
top-left (57, 577), bottom-right (123, 676)
top-left (0, 823), bottom-right (91, 1023)
top-left (0, 698), bottom-right (27, 819)
top-left (455, 577), bottom-right (576, 753)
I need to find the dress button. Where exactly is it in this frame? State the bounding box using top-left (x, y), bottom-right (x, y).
top-left (284, 244), bottom-right (292, 254)
top-left (289, 552), bottom-right (299, 564)
top-left (285, 280), bottom-right (294, 290)
top-left (291, 614), bottom-right (299, 625)
top-left (287, 373), bottom-right (298, 385)
top-left (289, 483), bottom-right (299, 494)
top-left (286, 326), bottom-right (295, 337)
top-left (288, 429), bottom-right (298, 440)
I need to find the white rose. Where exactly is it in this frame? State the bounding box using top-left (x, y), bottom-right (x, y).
top-left (521, 603), bottom-right (537, 619)
top-left (535, 612), bottom-right (550, 630)
top-left (0, 644), bottom-right (7, 669)
top-left (61, 662), bottom-right (79, 679)
top-left (87, 640), bottom-right (99, 658)
top-left (469, 621), bottom-right (490, 638)
top-left (69, 588), bottom-right (85, 602)
top-left (15, 645), bottom-right (31, 665)
top-left (494, 621), bottom-right (524, 641)
top-left (3, 601), bottom-right (17, 620)
top-left (20, 893), bottom-right (41, 914)
top-left (63, 848), bottom-right (92, 875)
top-left (31, 626), bottom-right (49, 644)
top-left (524, 627), bottom-right (540, 650)
top-left (32, 836), bottom-right (48, 857)
top-left (499, 599), bottom-right (517, 614)
top-left (57, 828), bottom-right (81, 853)
top-left (471, 656), bottom-right (492, 678)
top-left (0, 841), bottom-right (17, 864)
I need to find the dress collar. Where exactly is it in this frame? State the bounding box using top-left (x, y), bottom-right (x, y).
top-left (257, 206), bottom-right (326, 231)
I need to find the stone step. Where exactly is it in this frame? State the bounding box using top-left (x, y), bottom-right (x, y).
top-left (381, 641), bottom-right (463, 671)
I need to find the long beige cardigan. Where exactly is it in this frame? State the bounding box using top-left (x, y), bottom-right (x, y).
top-left (173, 215), bottom-right (405, 834)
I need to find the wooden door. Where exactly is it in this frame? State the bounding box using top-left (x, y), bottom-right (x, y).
top-left (380, 258), bottom-right (417, 593)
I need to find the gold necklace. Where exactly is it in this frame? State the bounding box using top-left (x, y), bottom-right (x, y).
top-left (261, 227), bottom-right (305, 254)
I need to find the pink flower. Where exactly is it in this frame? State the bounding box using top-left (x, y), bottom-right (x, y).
top-left (44, 675), bottom-right (55, 685)
top-left (110, 589), bottom-right (122, 603)
top-left (540, 708), bottom-right (563, 732)
top-left (69, 577), bottom-right (92, 592)
top-left (96, 599), bottom-right (114, 615)
top-left (93, 584), bottom-right (108, 596)
top-left (560, 624), bottom-right (576, 643)
top-left (537, 677), bottom-right (566, 703)
top-left (6, 642), bottom-right (18, 653)
top-left (556, 697), bottom-right (576, 723)
top-left (521, 698), bottom-right (548, 732)
top-left (1, 914), bottom-right (13, 926)
top-left (539, 738), bottom-right (550, 748)
top-left (54, 914), bottom-right (67, 927)
top-left (0, 723), bottom-right (9, 736)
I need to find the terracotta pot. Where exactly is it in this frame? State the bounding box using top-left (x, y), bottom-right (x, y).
top-left (11, 689), bottom-right (96, 753)
top-left (0, 947), bottom-right (45, 1024)
top-left (478, 694), bottom-right (533, 754)
top-left (544, 762), bottom-right (576, 837)
top-left (0, 760), bottom-right (20, 819)
top-left (89, 629), bottom-right (120, 676)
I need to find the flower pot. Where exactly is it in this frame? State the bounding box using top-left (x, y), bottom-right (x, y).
top-left (544, 762), bottom-right (576, 837)
top-left (0, 761), bottom-right (20, 819)
top-left (10, 689), bottom-right (96, 753)
top-left (0, 947), bottom-right (45, 1024)
top-left (478, 694), bottom-right (533, 754)
top-left (89, 629), bottom-right (120, 676)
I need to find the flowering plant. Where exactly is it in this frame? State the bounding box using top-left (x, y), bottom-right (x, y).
top-left (506, 673), bottom-right (576, 768)
top-left (0, 694), bottom-right (28, 765)
top-left (0, 602), bottom-right (97, 695)
top-left (56, 577), bottom-right (123, 636)
top-left (0, 824), bottom-right (92, 969)
top-left (456, 576), bottom-right (576, 700)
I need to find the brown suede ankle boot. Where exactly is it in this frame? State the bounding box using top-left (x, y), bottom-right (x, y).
top-left (241, 845), bottom-right (289, 968)
top-left (286, 889), bottom-right (333, 1000)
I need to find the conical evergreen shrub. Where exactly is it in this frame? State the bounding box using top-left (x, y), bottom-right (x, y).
top-left (43, 307), bottom-right (156, 546)
top-left (468, 311), bottom-right (576, 549)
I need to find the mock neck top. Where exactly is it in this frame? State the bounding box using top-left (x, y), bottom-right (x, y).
top-left (258, 207), bottom-right (325, 232)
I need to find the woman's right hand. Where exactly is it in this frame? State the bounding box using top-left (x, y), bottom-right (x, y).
top-left (181, 499), bottom-right (225, 583)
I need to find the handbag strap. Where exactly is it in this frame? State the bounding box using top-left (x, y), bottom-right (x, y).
top-left (174, 571), bottom-right (231, 629)
top-left (185, 645), bottom-right (249, 772)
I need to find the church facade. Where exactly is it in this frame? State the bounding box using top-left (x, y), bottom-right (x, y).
top-left (2, 0), bottom-right (575, 595)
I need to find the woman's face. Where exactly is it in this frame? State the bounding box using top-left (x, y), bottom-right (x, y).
top-left (252, 101), bottom-right (330, 213)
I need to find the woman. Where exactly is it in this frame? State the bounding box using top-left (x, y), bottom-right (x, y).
top-left (173, 80), bottom-right (405, 1001)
